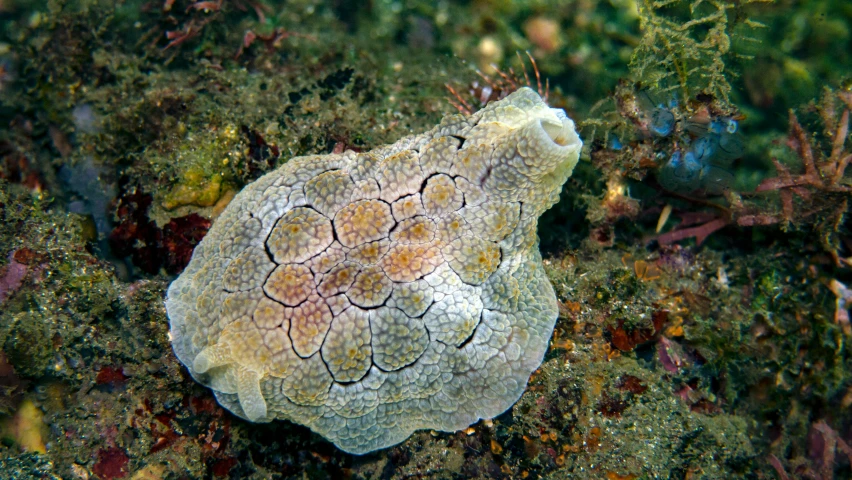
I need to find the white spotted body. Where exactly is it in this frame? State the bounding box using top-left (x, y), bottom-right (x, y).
top-left (166, 87), bottom-right (582, 454)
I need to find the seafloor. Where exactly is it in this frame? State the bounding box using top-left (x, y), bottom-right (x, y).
top-left (1, 0), bottom-right (851, 479)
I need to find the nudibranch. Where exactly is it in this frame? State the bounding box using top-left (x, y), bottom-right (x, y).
top-left (165, 87), bottom-right (582, 454)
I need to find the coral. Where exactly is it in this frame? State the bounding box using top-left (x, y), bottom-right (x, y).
top-left (166, 88), bottom-right (582, 454)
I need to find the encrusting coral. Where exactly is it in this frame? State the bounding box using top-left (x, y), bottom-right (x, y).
top-left (165, 87), bottom-right (582, 454)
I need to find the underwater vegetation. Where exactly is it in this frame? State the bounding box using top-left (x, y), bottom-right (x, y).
top-left (109, 187), bottom-right (210, 275)
top-left (0, 0), bottom-right (850, 478)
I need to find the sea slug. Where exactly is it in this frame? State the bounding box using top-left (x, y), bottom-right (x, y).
top-left (165, 87), bottom-right (582, 454)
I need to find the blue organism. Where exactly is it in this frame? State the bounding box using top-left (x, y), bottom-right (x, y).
top-left (658, 150), bottom-right (701, 192)
top-left (628, 92), bottom-right (745, 195)
top-left (660, 113), bottom-right (743, 195)
top-left (696, 163), bottom-right (735, 194)
top-left (608, 134), bottom-right (623, 150)
top-left (650, 107), bottom-right (675, 136)
top-left (638, 91), bottom-right (678, 137)
top-left (657, 141), bottom-right (735, 195)
top-left (709, 117), bottom-right (738, 134)
top-left (686, 116), bottom-right (744, 164)
top-left (710, 118), bottom-right (744, 162)
top-left (691, 135), bottom-right (716, 163)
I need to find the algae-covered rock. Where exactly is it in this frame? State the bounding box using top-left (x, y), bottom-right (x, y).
top-left (2, 312), bottom-right (53, 379)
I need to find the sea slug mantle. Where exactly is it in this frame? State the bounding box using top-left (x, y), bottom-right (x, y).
top-left (165, 87), bottom-right (582, 454)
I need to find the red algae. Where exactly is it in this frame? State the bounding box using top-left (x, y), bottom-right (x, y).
top-left (608, 310), bottom-right (667, 352)
top-left (0, 252), bottom-right (27, 304)
top-left (95, 366), bottom-right (128, 387)
top-left (110, 189), bottom-right (210, 275)
top-left (615, 375), bottom-right (648, 395)
top-left (0, 352), bottom-right (26, 414)
top-left (92, 447), bottom-right (130, 480)
top-left (210, 457), bottom-right (238, 477)
top-left (161, 213), bottom-right (211, 274)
